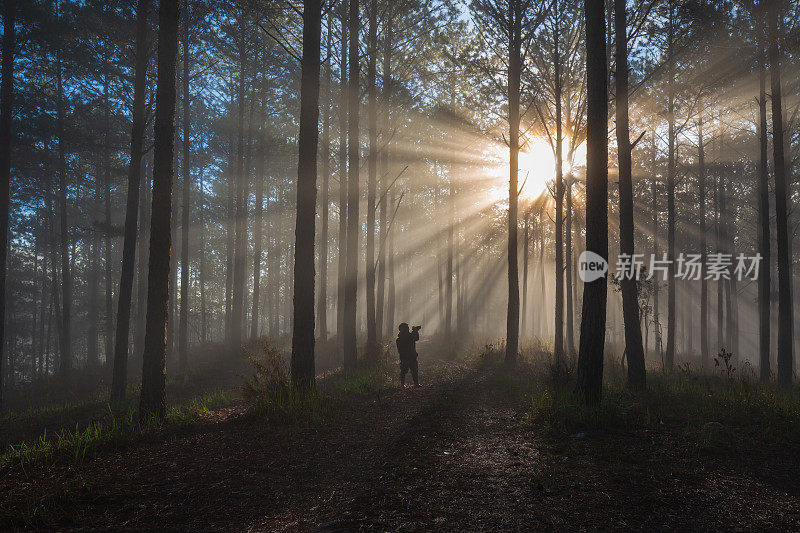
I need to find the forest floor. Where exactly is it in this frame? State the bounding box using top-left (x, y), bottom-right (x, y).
top-left (3, 352), bottom-right (800, 530)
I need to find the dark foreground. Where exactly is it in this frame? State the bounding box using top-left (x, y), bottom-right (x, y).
top-left (4, 359), bottom-right (800, 531)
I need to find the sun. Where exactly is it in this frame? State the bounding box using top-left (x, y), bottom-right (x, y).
top-left (518, 139), bottom-right (557, 199)
top-left (488, 137), bottom-right (586, 204)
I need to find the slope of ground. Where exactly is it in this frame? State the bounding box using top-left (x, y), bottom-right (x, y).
top-left (2, 357), bottom-right (799, 530)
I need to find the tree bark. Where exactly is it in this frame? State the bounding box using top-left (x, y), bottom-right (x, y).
top-left (698, 114), bottom-right (708, 367)
top-left (576, 0), bottom-right (608, 404)
top-left (0, 0), bottom-right (16, 410)
top-left (140, 0), bottom-right (180, 419)
top-left (316, 19), bottom-right (331, 342)
top-left (376, 12), bottom-right (393, 341)
top-left (565, 177), bottom-right (575, 357)
top-left (231, 24), bottom-right (248, 353)
top-left (250, 128), bottom-right (265, 341)
top-left (291, 0), bottom-right (322, 388)
top-left (768, 0), bottom-right (793, 388)
top-left (505, 0), bottom-right (521, 366)
top-left (343, 0), bottom-right (360, 370)
top-left (665, 2), bottom-right (676, 372)
top-left (651, 136), bottom-right (661, 361)
top-left (55, 4), bottom-right (72, 377)
top-left (615, 0), bottom-right (645, 390)
top-left (365, 0), bottom-right (378, 354)
top-left (336, 0), bottom-right (348, 342)
top-left (757, 55), bottom-right (770, 380)
top-left (178, 0), bottom-right (190, 374)
top-left (553, 13), bottom-right (564, 364)
top-left (521, 210), bottom-right (529, 338)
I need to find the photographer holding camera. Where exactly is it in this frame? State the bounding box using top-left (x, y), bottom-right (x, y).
top-left (396, 323), bottom-right (421, 387)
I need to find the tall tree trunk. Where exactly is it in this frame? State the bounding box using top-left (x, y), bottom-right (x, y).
top-left (576, 0), bottom-right (608, 404)
top-left (178, 1), bottom-right (190, 374)
top-left (250, 131), bottom-right (265, 340)
top-left (316, 20), bottom-right (331, 342)
top-left (140, 0), bottom-right (180, 419)
top-left (56, 17), bottom-right (71, 377)
top-left (101, 65), bottom-right (114, 365)
top-left (102, 76), bottom-right (114, 365)
top-left (291, 0), bottom-right (322, 388)
top-left (554, 14), bottom-right (564, 364)
top-left (521, 210), bottom-right (529, 338)
top-left (698, 114), bottom-right (708, 366)
top-left (0, 0), bottom-right (16, 410)
top-left (615, 0), bottom-right (645, 390)
top-left (715, 170), bottom-right (723, 351)
top-left (505, 1), bottom-right (521, 366)
top-left (336, 0), bottom-right (348, 341)
top-left (665, 2), bottom-right (676, 372)
top-left (375, 17), bottom-right (392, 339)
top-left (224, 164), bottom-right (233, 342)
top-left (134, 170), bottom-right (151, 364)
top-left (757, 55), bottom-right (771, 381)
top-left (231, 27), bottom-right (248, 353)
top-left (565, 177), bottom-right (575, 358)
top-left (88, 195), bottom-right (99, 366)
top-left (376, 11), bottom-right (392, 341)
top-left (386, 181), bottom-right (396, 338)
top-left (651, 136), bottom-right (661, 361)
top-left (768, 0), bottom-right (793, 388)
top-left (342, 0), bottom-right (360, 370)
top-left (364, 0), bottom-right (378, 354)
top-left (199, 168), bottom-right (207, 343)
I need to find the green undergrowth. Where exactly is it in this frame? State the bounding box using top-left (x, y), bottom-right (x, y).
top-left (241, 340), bottom-right (396, 425)
top-left (480, 348), bottom-right (800, 448)
top-left (1, 389), bottom-right (235, 475)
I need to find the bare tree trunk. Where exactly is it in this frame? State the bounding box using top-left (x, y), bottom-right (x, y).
top-left (291, 0), bottom-right (322, 388)
top-left (231, 26), bottom-right (248, 353)
top-left (768, 0), bottom-right (793, 388)
top-left (178, 1), bottom-right (191, 374)
top-left (554, 14), bottom-right (564, 364)
top-left (56, 18), bottom-right (71, 377)
top-left (88, 197), bottom-right (99, 366)
top-left (140, 0), bottom-right (179, 419)
top-left (336, 0), bottom-right (348, 342)
top-left (665, 2), bottom-right (676, 373)
top-left (615, 0), bottom-right (645, 390)
top-left (364, 0), bottom-right (378, 354)
top-left (757, 55), bottom-right (770, 380)
top-left (505, 0), bottom-right (521, 366)
top-left (343, 0), bottom-right (360, 370)
top-left (565, 177), bottom-right (575, 358)
top-left (521, 211), bottom-right (529, 339)
top-left (376, 11), bottom-right (392, 342)
top-left (134, 169), bottom-right (151, 364)
top-left (199, 168), bottom-right (207, 343)
top-left (0, 0), bottom-right (16, 410)
top-left (698, 114), bottom-right (708, 367)
top-left (316, 20), bottom-right (331, 342)
top-left (576, 0), bottom-right (608, 404)
top-left (250, 131), bottom-right (265, 341)
top-left (102, 73), bottom-right (114, 365)
top-left (386, 184), bottom-right (396, 338)
top-left (651, 137), bottom-right (661, 362)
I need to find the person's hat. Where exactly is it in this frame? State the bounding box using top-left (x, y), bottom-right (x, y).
top-left (399, 322), bottom-right (409, 330)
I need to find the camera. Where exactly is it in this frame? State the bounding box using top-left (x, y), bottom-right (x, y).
top-left (412, 325), bottom-right (422, 332)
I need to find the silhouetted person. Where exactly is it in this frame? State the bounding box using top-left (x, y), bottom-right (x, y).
top-left (396, 323), bottom-right (420, 387)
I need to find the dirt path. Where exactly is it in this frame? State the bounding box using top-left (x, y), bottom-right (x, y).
top-left (6, 359), bottom-right (800, 531)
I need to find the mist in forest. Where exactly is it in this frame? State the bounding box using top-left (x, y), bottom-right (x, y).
top-left (0, 0), bottom-right (798, 411)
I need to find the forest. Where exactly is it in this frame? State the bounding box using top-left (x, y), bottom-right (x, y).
top-left (1, 0), bottom-right (800, 529)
